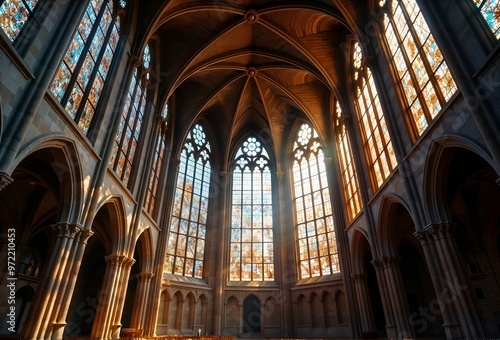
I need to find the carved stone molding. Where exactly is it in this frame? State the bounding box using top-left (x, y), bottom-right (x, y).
top-left (244, 9), bottom-right (259, 24)
top-left (351, 273), bottom-right (369, 283)
top-left (0, 172), bottom-right (14, 191)
top-left (371, 256), bottom-right (401, 270)
top-left (413, 229), bottom-right (433, 246)
top-left (51, 222), bottom-right (83, 239)
top-left (426, 223), bottom-right (457, 240)
top-left (136, 272), bottom-right (155, 282)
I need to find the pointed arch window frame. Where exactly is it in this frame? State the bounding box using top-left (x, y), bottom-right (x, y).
top-left (229, 135), bottom-right (275, 282)
top-left (291, 122), bottom-right (340, 280)
top-left (335, 101), bottom-right (363, 222)
top-left (165, 123), bottom-right (212, 279)
top-left (351, 41), bottom-right (397, 191)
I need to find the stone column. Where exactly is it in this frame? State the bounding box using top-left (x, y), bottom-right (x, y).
top-left (213, 170), bottom-right (229, 334)
top-left (377, 256), bottom-right (414, 339)
top-left (239, 302), bottom-right (244, 334)
top-left (371, 258), bottom-right (396, 339)
top-left (275, 171), bottom-right (292, 337)
top-left (143, 157), bottom-right (177, 337)
top-left (110, 257), bottom-right (136, 339)
top-left (52, 229), bottom-right (94, 339)
top-left (130, 272), bottom-right (155, 330)
top-left (90, 254), bottom-right (132, 339)
top-left (414, 229), bottom-right (462, 339)
top-left (351, 273), bottom-right (376, 333)
top-left (427, 223), bottom-right (486, 339)
top-left (21, 222), bottom-right (81, 340)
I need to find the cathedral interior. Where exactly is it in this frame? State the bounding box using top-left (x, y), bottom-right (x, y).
top-left (1, 0), bottom-right (500, 339)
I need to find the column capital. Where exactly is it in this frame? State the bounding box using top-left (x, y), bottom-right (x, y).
top-left (338, 114), bottom-right (351, 124)
top-left (105, 254), bottom-right (132, 267)
top-left (136, 272), bottom-right (154, 282)
top-left (0, 172), bottom-right (14, 191)
top-left (351, 273), bottom-right (368, 283)
top-left (371, 256), bottom-right (401, 270)
top-left (128, 53), bottom-right (142, 68)
top-left (51, 222), bottom-right (83, 239)
top-left (363, 54), bottom-right (377, 69)
top-left (76, 229), bottom-right (94, 244)
top-left (413, 229), bottom-right (433, 246)
top-left (426, 223), bottom-right (457, 240)
top-left (170, 157), bottom-right (181, 167)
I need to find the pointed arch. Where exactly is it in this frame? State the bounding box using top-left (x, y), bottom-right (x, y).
top-left (290, 121), bottom-right (340, 279)
top-left (230, 134), bottom-right (275, 281)
top-left (92, 195), bottom-right (127, 254)
top-left (135, 227), bottom-right (154, 272)
top-left (350, 228), bottom-right (373, 275)
top-left (424, 135), bottom-right (497, 223)
top-left (377, 194), bottom-right (415, 256)
top-left (165, 123), bottom-right (212, 278)
top-left (12, 135), bottom-right (84, 224)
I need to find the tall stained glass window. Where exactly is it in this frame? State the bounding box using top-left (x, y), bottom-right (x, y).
top-left (335, 102), bottom-right (363, 222)
top-left (0, 0), bottom-right (39, 41)
top-left (145, 130), bottom-right (166, 217)
top-left (109, 67), bottom-right (147, 186)
top-left (292, 123), bottom-right (339, 279)
top-left (474, 0), bottom-right (500, 38)
top-left (145, 100), bottom-right (167, 218)
top-left (353, 42), bottom-right (397, 190)
top-left (381, 0), bottom-right (457, 136)
top-left (230, 136), bottom-right (274, 281)
top-left (165, 124), bottom-right (211, 279)
top-left (50, 0), bottom-right (124, 134)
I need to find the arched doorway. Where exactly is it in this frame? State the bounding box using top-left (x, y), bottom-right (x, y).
top-left (243, 294), bottom-right (261, 333)
top-left (440, 147), bottom-right (500, 337)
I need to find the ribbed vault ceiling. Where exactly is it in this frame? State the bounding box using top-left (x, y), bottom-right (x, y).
top-left (137, 0), bottom-right (358, 161)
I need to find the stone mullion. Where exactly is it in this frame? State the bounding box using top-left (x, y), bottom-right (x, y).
top-left (351, 273), bottom-right (376, 333)
top-left (22, 222), bottom-right (81, 339)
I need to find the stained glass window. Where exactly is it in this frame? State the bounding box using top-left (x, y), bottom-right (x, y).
top-left (0, 0), bottom-right (39, 41)
top-left (335, 102), bottom-right (363, 222)
top-left (230, 136), bottom-right (274, 281)
top-left (292, 123), bottom-right (339, 279)
top-left (165, 124), bottom-right (211, 279)
top-left (229, 137), bottom-right (274, 281)
top-left (50, 0), bottom-right (122, 135)
top-left (474, 0), bottom-right (500, 38)
top-left (381, 0), bottom-right (457, 136)
top-left (353, 42), bottom-right (397, 190)
top-left (109, 68), bottom-right (147, 186)
top-left (145, 133), bottom-right (166, 217)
